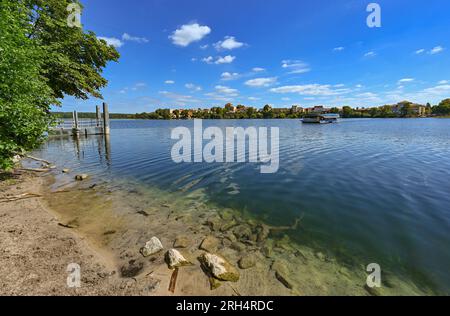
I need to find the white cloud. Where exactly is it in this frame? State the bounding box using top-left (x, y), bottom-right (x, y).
top-left (281, 97), bottom-right (291, 101)
top-left (415, 49), bottom-right (425, 54)
top-left (333, 47), bottom-right (345, 52)
top-left (202, 55), bottom-right (235, 65)
top-left (248, 97), bottom-right (260, 101)
top-left (205, 85), bottom-right (239, 101)
top-left (159, 91), bottom-right (199, 105)
top-left (221, 72), bottom-right (240, 80)
top-left (334, 84), bottom-right (345, 88)
top-left (202, 56), bottom-right (214, 64)
top-left (215, 55), bottom-right (236, 64)
top-left (98, 37), bottom-right (124, 48)
top-left (252, 67), bottom-right (265, 72)
top-left (214, 85), bottom-right (238, 95)
top-left (200, 44), bottom-right (209, 50)
top-left (356, 84), bottom-right (363, 88)
top-left (169, 23), bottom-right (211, 47)
top-left (398, 78), bottom-right (414, 84)
top-left (185, 83), bottom-right (202, 91)
top-left (422, 84), bottom-right (450, 95)
top-left (132, 82), bottom-right (147, 91)
top-left (281, 60), bottom-right (311, 74)
top-left (165, 80), bottom-right (175, 84)
top-left (356, 92), bottom-right (378, 98)
top-left (270, 84), bottom-right (347, 96)
top-left (429, 46), bottom-right (444, 55)
top-left (214, 36), bottom-right (245, 50)
top-left (245, 77), bottom-right (277, 87)
top-left (438, 80), bottom-right (449, 85)
top-left (364, 51), bottom-right (376, 57)
top-left (122, 33), bottom-right (149, 43)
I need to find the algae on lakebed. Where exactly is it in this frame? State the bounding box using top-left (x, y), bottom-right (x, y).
top-left (40, 174), bottom-right (431, 296)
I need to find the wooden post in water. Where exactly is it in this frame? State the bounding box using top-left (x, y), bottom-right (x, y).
top-left (102, 102), bottom-right (110, 135)
top-left (73, 111), bottom-right (80, 137)
top-left (96, 106), bottom-right (101, 127)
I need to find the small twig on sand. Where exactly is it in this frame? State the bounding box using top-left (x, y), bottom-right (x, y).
top-left (168, 267), bottom-right (179, 293)
top-left (0, 193), bottom-right (42, 203)
top-left (25, 155), bottom-right (51, 165)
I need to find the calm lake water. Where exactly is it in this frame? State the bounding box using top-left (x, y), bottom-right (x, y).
top-left (36, 119), bottom-right (450, 294)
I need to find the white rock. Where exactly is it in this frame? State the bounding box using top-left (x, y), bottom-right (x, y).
top-left (201, 253), bottom-right (239, 282)
top-left (141, 237), bottom-right (164, 257)
top-left (165, 249), bottom-right (190, 268)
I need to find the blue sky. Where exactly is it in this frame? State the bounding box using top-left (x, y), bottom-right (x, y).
top-left (60, 0), bottom-right (450, 113)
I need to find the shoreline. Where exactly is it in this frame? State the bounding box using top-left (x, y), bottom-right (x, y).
top-left (0, 159), bottom-right (438, 296)
top-left (0, 171), bottom-right (162, 295)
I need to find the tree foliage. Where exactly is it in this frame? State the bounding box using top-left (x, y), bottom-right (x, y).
top-left (0, 1), bottom-right (56, 169)
top-left (0, 0), bottom-right (119, 170)
top-left (26, 0), bottom-right (120, 100)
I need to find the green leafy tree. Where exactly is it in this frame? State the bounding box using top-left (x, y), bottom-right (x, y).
top-left (0, 1), bottom-right (56, 169)
top-left (262, 104), bottom-right (273, 119)
top-left (342, 106), bottom-right (353, 118)
top-left (433, 99), bottom-right (450, 116)
top-left (26, 0), bottom-right (120, 99)
top-left (330, 107), bottom-right (339, 114)
top-left (0, 1), bottom-right (119, 170)
top-left (400, 103), bottom-right (413, 117)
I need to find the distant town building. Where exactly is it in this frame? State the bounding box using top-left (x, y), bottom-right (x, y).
top-left (291, 105), bottom-right (303, 113)
top-left (392, 101), bottom-right (426, 116)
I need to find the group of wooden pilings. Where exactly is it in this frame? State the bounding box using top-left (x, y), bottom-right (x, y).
top-left (71, 102), bottom-right (110, 137)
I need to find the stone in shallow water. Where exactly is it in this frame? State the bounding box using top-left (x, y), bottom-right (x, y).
top-left (165, 249), bottom-right (190, 269)
top-left (140, 237), bottom-right (164, 257)
top-left (255, 224), bottom-right (270, 242)
top-left (233, 225), bottom-right (253, 240)
top-left (272, 260), bottom-right (294, 290)
top-left (199, 236), bottom-right (220, 253)
top-left (62, 169), bottom-right (71, 174)
top-left (200, 253), bottom-right (240, 282)
top-left (238, 255), bottom-right (256, 269)
top-left (204, 217), bottom-right (222, 232)
top-left (230, 242), bottom-right (246, 252)
top-left (75, 174), bottom-right (88, 181)
top-left (315, 252), bottom-right (326, 262)
top-left (173, 236), bottom-right (190, 248)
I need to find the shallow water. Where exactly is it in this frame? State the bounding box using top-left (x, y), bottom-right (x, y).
top-left (34, 118), bottom-right (450, 295)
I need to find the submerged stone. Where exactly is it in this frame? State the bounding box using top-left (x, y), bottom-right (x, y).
top-left (272, 260), bottom-right (293, 290)
top-left (233, 225), bottom-right (252, 240)
top-left (140, 237), bottom-right (164, 257)
top-left (200, 253), bottom-right (240, 282)
top-left (256, 224), bottom-right (270, 242)
top-left (199, 236), bottom-right (220, 253)
top-left (173, 236), bottom-right (190, 248)
top-left (230, 242), bottom-right (246, 252)
top-left (238, 255), bottom-right (256, 269)
top-left (75, 174), bottom-right (88, 181)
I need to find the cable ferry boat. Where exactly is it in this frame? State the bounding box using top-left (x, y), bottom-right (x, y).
top-left (302, 113), bottom-right (340, 124)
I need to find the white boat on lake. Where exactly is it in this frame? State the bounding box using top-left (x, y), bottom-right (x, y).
top-left (302, 113), bottom-right (340, 124)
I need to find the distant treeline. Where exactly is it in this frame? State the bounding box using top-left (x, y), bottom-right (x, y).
top-left (52, 112), bottom-right (136, 119)
top-left (52, 98), bottom-right (450, 121)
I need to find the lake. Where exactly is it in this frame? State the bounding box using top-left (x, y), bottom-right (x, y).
top-left (34, 118), bottom-right (450, 295)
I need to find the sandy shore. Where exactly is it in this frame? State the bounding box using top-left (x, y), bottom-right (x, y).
top-left (0, 172), bottom-right (156, 296)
